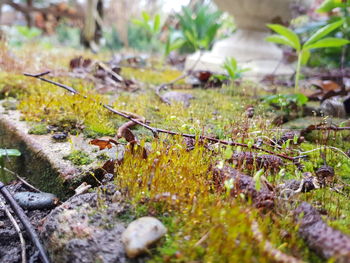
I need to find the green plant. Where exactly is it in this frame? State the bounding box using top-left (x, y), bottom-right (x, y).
top-left (64, 150), bottom-right (93, 166)
top-left (315, 0), bottom-right (350, 68)
top-left (16, 26), bottom-right (42, 39)
top-left (8, 26), bottom-right (42, 47)
top-left (263, 93), bottom-right (308, 115)
top-left (222, 57), bottom-right (249, 80)
top-left (164, 31), bottom-right (186, 57)
top-left (266, 20), bottom-right (350, 91)
top-left (131, 12), bottom-right (163, 53)
top-left (175, 5), bottom-right (222, 53)
top-left (0, 149), bottom-right (21, 183)
top-left (317, 0), bottom-right (350, 12)
top-left (132, 12), bottom-right (162, 41)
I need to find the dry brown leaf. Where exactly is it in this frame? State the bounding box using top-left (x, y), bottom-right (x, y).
top-left (117, 121), bottom-right (137, 139)
top-left (102, 159), bottom-right (116, 174)
top-left (90, 138), bottom-right (118, 150)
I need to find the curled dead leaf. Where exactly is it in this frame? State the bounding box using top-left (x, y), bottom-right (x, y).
top-left (90, 138), bottom-right (119, 150)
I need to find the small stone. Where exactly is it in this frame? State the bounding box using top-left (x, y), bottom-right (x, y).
top-left (320, 97), bottom-right (346, 118)
top-left (122, 217), bottom-right (167, 258)
top-left (52, 132), bottom-right (68, 142)
top-left (101, 173), bottom-right (114, 184)
top-left (13, 192), bottom-right (58, 210)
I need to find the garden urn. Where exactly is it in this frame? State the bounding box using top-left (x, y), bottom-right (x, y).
top-left (185, 0), bottom-right (313, 80)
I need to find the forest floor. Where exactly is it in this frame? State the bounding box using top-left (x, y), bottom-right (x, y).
top-left (1, 43), bottom-right (350, 263)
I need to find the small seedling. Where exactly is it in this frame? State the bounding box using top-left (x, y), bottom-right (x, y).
top-left (222, 57), bottom-right (249, 81)
top-left (266, 20), bottom-right (350, 91)
top-left (132, 12), bottom-right (162, 40)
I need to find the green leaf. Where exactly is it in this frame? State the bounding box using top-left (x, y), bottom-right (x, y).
top-left (142, 11), bottom-right (150, 22)
top-left (317, 0), bottom-right (348, 13)
top-left (294, 93), bottom-right (309, 105)
top-left (265, 35), bottom-right (298, 50)
top-left (253, 169), bottom-right (264, 191)
top-left (267, 24), bottom-right (301, 50)
top-left (153, 14), bottom-right (161, 33)
top-left (132, 19), bottom-right (146, 27)
top-left (304, 37), bottom-right (350, 49)
top-left (304, 19), bottom-right (344, 47)
top-left (0, 149), bottom-right (21, 157)
top-left (301, 49), bottom-right (311, 65)
top-left (224, 147), bottom-right (233, 159)
top-left (317, 0), bottom-right (337, 12)
top-left (184, 30), bottom-right (198, 49)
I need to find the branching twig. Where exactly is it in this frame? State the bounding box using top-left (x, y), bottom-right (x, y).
top-left (0, 201), bottom-right (26, 263)
top-left (24, 71), bottom-right (301, 162)
top-left (0, 181), bottom-right (51, 263)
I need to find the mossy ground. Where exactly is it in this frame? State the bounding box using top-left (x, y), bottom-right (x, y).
top-left (1, 44), bottom-right (349, 262)
top-left (63, 150), bottom-right (93, 166)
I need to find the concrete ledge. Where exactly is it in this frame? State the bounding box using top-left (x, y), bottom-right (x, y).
top-left (0, 103), bottom-right (123, 199)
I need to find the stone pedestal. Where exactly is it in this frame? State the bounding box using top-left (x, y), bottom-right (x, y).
top-left (185, 0), bottom-right (312, 80)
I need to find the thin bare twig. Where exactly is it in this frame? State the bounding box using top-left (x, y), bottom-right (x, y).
top-left (0, 181), bottom-right (51, 263)
top-left (0, 201), bottom-right (26, 263)
top-left (24, 71), bottom-right (301, 162)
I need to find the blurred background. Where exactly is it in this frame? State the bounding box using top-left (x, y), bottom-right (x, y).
top-left (0, 0), bottom-right (348, 70)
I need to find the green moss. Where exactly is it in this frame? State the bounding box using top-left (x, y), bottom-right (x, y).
top-left (28, 123), bottom-right (49, 135)
top-left (64, 150), bottom-right (93, 166)
top-left (0, 72), bottom-right (30, 99)
top-left (1, 46), bottom-right (350, 262)
top-left (121, 67), bottom-right (182, 85)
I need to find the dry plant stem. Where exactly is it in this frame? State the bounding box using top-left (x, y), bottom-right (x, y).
top-left (300, 146), bottom-right (350, 160)
top-left (0, 181), bottom-right (51, 263)
top-left (96, 62), bottom-right (124, 82)
top-left (251, 220), bottom-right (304, 263)
top-left (24, 71), bottom-right (299, 162)
top-left (0, 201), bottom-right (26, 263)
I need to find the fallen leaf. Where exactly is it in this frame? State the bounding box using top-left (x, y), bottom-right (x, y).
top-left (90, 139), bottom-right (118, 150)
top-left (102, 159), bottom-right (116, 174)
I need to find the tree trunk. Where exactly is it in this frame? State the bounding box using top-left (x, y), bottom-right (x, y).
top-left (25, 0), bottom-right (33, 27)
top-left (81, 0), bottom-right (103, 52)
